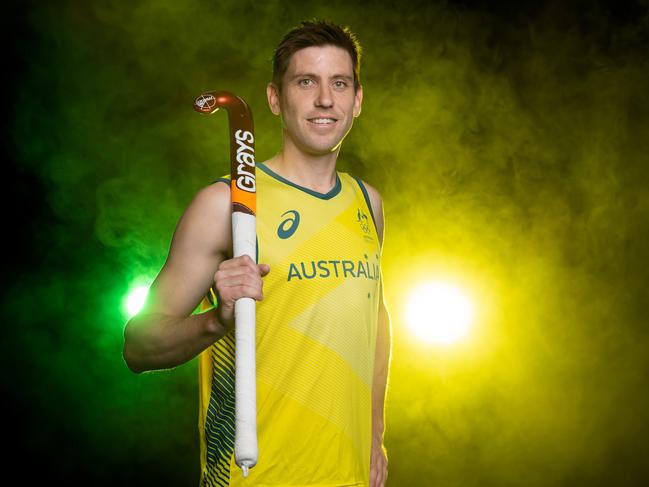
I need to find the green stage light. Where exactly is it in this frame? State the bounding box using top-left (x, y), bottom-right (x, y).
top-left (125, 285), bottom-right (150, 318)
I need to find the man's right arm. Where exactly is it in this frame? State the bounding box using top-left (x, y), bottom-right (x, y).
top-left (122, 182), bottom-right (267, 373)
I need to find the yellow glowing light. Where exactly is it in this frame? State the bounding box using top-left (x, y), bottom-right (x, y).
top-left (126, 285), bottom-right (149, 318)
top-left (406, 282), bottom-right (474, 345)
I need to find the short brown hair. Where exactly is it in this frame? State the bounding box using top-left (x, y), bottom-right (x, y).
top-left (272, 20), bottom-right (362, 92)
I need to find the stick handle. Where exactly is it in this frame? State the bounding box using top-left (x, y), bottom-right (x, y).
top-left (232, 212), bottom-right (258, 474)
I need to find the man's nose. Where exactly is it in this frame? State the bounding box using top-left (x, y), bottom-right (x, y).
top-left (315, 84), bottom-right (333, 108)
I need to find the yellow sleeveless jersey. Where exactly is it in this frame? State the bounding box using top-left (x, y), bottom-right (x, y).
top-left (198, 163), bottom-right (381, 487)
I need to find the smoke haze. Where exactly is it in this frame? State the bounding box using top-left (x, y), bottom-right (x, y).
top-left (5, 0), bottom-right (649, 485)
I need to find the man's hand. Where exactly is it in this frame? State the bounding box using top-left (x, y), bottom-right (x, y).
top-left (214, 255), bottom-right (270, 330)
top-left (370, 439), bottom-right (388, 487)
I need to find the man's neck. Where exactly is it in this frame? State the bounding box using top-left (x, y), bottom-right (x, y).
top-left (264, 145), bottom-right (340, 194)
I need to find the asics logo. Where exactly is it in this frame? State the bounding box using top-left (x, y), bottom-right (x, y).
top-left (277, 210), bottom-right (300, 239)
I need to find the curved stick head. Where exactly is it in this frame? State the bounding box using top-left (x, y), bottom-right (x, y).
top-left (194, 93), bottom-right (221, 114)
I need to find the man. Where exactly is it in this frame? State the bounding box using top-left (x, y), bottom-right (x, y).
top-left (123, 20), bottom-right (391, 487)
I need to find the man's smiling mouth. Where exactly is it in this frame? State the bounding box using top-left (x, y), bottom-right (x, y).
top-left (308, 117), bottom-right (337, 124)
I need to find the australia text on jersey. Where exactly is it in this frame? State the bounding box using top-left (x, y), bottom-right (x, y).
top-left (287, 254), bottom-right (380, 282)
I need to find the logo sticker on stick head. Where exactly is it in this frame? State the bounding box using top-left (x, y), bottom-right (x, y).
top-left (194, 94), bottom-right (217, 112)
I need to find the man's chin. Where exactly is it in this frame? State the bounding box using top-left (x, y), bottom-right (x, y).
top-left (300, 142), bottom-right (342, 157)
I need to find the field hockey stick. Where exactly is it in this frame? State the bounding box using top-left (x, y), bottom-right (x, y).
top-left (193, 91), bottom-right (258, 477)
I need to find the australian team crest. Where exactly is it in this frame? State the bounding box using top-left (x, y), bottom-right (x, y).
top-left (357, 208), bottom-right (371, 236)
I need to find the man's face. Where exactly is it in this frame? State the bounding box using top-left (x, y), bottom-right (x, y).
top-left (267, 45), bottom-right (363, 157)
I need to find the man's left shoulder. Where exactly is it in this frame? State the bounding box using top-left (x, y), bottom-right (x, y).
top-left (343, 174), bottom-right (384, 242)
top-left (342, 172), bottom-right (382, 199)
top-left (354, 177), bottom-right (382, 207)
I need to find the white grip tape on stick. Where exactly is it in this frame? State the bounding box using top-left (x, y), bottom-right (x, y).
top-left (232, 212), bottom-right (258, 476)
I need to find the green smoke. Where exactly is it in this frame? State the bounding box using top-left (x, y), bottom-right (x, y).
top-left (6, 0), bottom-right (649, 485)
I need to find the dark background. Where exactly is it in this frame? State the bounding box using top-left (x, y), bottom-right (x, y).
top-left (4, 1), bottom-right (649, 485)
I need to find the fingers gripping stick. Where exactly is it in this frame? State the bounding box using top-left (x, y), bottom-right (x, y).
top-left (194, 91), bottom-right (257, 477)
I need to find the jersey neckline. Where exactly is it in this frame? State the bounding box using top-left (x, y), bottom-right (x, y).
top-left (258, 162), bottom-right (342, 200)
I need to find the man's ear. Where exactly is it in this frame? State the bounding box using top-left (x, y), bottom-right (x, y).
top-left (353, 84), bottom-right (363, 118)
top-left (267, 82), bottom-right (281, 115)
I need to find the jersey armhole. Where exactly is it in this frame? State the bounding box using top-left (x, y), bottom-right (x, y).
top-left (353, 176), bottom-right (378, 234)
top-left (212, 177), bottom-right (231, 186)
top-left (204, 175), bottom-right (232, 305)
top-left (209, 176), bottom-right (259, 263)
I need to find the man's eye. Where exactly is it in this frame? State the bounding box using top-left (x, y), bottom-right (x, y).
top-left (299, 79), bottom-right (314, 87)
top-left (334, 80), bottom-right (347, 88)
